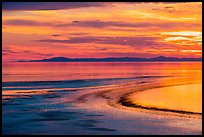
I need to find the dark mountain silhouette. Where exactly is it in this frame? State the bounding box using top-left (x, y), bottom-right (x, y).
top-left (18, 56), bottom-right (202, 62)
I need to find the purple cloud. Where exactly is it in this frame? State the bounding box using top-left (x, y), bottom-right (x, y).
top-left (165, 6), bottom-right (174, 9)
top-left (52, 34), bottom-right (61, 37)
top-left (3, 49), bottom-right (53, 56)
top-left (57, 20), bottom-right (201, 29)
top-left (2, 2), bottom-right (106, 11)
top-left (4, 19), bottom-right (50, 26)
top-left (58, 20), bottom-right (155, 28)
top-left (105, 52), bottom-right (157, 58)
top-left (2, 49), bottom-right (19, 55)
top-left (36, 36), bottom-right (161, 47)
top-left (67, 32), bottom-right (89, 36)
top-left (5, 19), bottom-right (201, 30)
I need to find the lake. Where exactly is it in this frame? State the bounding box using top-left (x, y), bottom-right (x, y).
top-left (2, 62), bottom-right (202, 135)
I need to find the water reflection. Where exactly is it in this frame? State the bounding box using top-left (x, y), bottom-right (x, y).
top-left (2, 62), bottom-right (202, 82)
top-left (130, 83), bottom-right (202, 113)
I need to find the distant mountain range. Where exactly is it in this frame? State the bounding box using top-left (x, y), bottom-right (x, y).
top-left (18, 56), bottom-right (202, 62)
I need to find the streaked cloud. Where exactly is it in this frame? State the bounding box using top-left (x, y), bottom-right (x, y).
top-left (36, 36), bottom-right (161, 47)
top-left (52, 34), bottom-right (61, 37)
top-left (2, 2), bottom-right (106, 11)
top-left (164, 37), bottom-right (191, 41)
top-left (3, 49), bottom-right (53, 57)
top-left (5, 19), bottom-right (51, 26)
top-left (181, 50), bottom-right (202, 53)
top-left (4, 19), bottom-right (200, 33)
top-left (161, 31), bottom-right (202, 37)
top-left (57, 20), bottom-right (200, 29)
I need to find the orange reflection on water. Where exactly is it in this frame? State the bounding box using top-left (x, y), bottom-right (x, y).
top-left (2, 62), bottom-right (202, 82)
top-left (130, 83), bottom-right (202, 113)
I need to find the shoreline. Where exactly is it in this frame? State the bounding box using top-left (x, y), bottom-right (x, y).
top-left (72, 77), bottom-right (202, 119)
top-left (69, 78), bottom-right (202, 134)
top-left (119, 96), bottom-right (201, 115)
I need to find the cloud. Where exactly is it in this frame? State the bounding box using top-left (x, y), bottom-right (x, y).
top-left (23, 50), bottom-right (53, 56)
top-left (181, 50), bottom-right (202, 53)
top-left (164, 37), bottom-right (191, 41)
top-left (100, 48), bottom-right (108, 51)
top-left (152, 8), bottom-right (160, 11)
top-left (67, 32), bottom-right (89, 36)
top-left (4, 19), bottom-right (201, 31)
top-left (4, 19), bottom-right (150, 28)
top-left (5, 19), bottom-right (158, 28)
top-left (104, 52), bottom-right (156, 58)
top-left (5, 19), bottom-right (50, 26)
top-left (165, 6), bottom-right (174, 9)
top-left (57, 20), bottom-right (201, 30)
top-left (3, 49), bottom-right (53, 56)
top-left (36, 36), bottom-right (160, 47)
top-left (2, 49), bottom-right (19, 55)
top-left (38, 37), bottom-right (99, 44)
top-left (160, 31), bottom-right (202, 37)
top-left (52, 34), bottom-right (61, 37)
top-left (2, 2), bottom-right (106, 11)
top-left (58, 20), bottom-right (157, 28)
top-left (152, 6), bottom-right (175, 13)
top-left (160, 31), bottom-right (202, 46)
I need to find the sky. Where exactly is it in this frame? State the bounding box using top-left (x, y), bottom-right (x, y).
top-left (2, 2), bottom-right (202, 62)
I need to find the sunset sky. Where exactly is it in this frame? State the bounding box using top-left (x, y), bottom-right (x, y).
top-left (2, 2), bottom-right (202, 62)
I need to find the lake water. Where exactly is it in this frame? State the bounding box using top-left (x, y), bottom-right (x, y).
top-left (2, 62), bottom-right (202, 135)
top-left (2, 62), bottom-right (202, 82)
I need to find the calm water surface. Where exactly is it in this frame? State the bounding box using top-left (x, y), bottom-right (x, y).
top-left (2, 62), bottom-right (202, 82)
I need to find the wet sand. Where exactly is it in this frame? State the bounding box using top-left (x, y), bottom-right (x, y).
top-left (127, 83), bottom-right (202, 114)
top-left (62, 76), bottom-right (202, 134)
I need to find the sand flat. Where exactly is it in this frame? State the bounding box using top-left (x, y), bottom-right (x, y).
top-left (128, 83), bottom-right (202, 114)
top-left (69, 80), bottom-right (202, 135)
